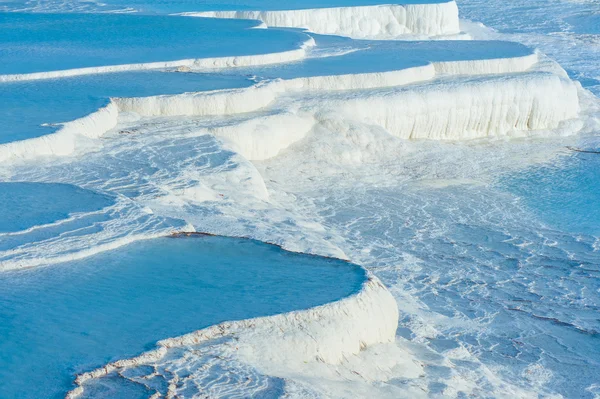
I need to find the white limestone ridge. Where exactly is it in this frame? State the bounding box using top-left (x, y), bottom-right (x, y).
top-left (66, 274), bottom-right (399, 398)
top-left (321, 73), bottom-right (580, 141)
top-left (181, 1), bottom-right (461, 39)
top-left (0, 102), bottom-right (119, 163)
top-left (114, 78), bottom-right (579, 161)
top-left (0, 50), bottom-right (582, 164)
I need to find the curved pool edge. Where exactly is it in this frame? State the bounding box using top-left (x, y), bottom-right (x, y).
top-left (65, 246), bottom-right (398, 398)
top-left (0, 36), bottom-right (315, 83)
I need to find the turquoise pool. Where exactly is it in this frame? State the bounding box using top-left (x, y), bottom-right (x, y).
top-left (0, 236), bottom-right (365, 399)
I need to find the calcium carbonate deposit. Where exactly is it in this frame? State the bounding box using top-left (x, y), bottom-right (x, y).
top-left (0, 0), bottom-right (599, 398)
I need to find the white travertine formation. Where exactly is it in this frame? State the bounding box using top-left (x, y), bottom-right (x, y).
top-left (67, 275), bottom-right (399, 398)
top-left (0, 52), bottom-right (580, 163)
top-left (320, 73), bottom-right (580, 140)
top-left (1, 3), bottom-right (592, 398)
top-left (0, 102), bottom-right (118, 163)
top-left (208, 112), bottom-right (316, 160)
top-left (183, 1), bottom-right (460, 39)
top-left (114, 82), bottom-right (285, 117)
top-left (431, 52), bottom-right (539, 76)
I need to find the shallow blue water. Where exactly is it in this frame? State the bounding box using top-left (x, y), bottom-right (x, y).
top-left (0, 236), bottom-right (365, 399)
top-left (0, 182), bottom-right (114, 233)
top-left (566, 13), bottom-right (600, 35)
top-left (501, 150), bottom-right (600, 237)
top-left (316, 174), bottom-right (600, 398)
top-left (457, 0), bottom-right (600, 96)
top-left (259, 36), bottom-right (533, 80)
top-left (0, 13), bottom-right (308, 75)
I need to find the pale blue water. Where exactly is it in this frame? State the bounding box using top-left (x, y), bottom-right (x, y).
top-left (565, 13), bottom-right (600, 35)
top-left (502, 149), bottom-right (600, 237)
top-left (316, 173), bottom-right (600, 398)
top-left (494, 149), bottom-right (600, 397)
top-left (0, 236), bottom-right (365, 399)
top-left (0, 182), bottom-right (114, 233)
top-left (457, 0), bottom-right (600, 95)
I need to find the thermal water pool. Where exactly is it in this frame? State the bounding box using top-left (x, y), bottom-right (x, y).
top-left (0, 235), bottom-right (366, 399)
